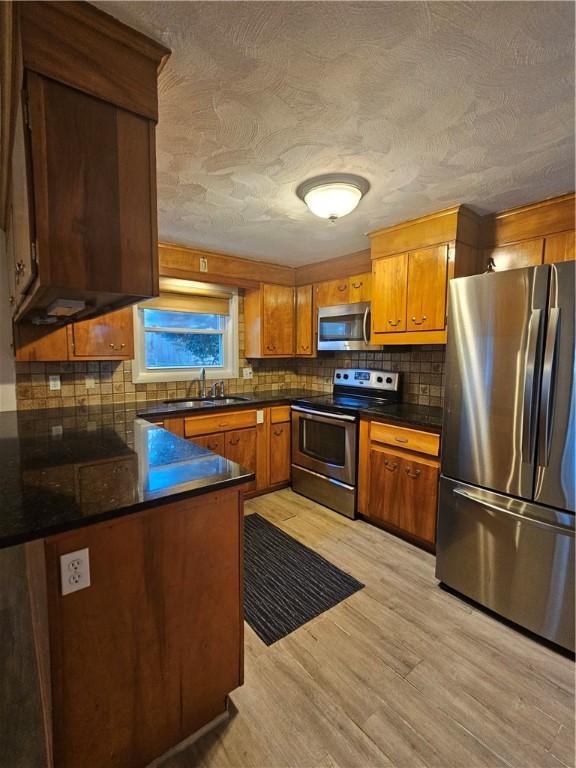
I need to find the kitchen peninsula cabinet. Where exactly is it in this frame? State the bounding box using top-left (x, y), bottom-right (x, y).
top-left (370, 205), bottom-right (481, 345)
top-left (14, 307), bottom-right (134, 361)
top-left (358, 418), bottom-right (441, 550)
top-left (1, 1), bottom-right (170, 325)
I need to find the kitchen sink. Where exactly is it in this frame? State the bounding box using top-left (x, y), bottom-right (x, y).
top-left (162, 396), bottom-right (249, 406)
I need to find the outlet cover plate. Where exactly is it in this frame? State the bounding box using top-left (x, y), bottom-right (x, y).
top-left (48, 375), bottom-right (61, 391)
top-left (60, 548), bottom-right (91, 596)
top-left (243, 367), bottom-right (253, 379)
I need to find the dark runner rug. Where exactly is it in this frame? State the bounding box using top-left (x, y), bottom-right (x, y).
top-left (244, 513), bottom-right (364, 646)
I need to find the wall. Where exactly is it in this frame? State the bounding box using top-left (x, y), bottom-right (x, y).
top-left (0, 230), bottom-right (17, 412)
top-left (14, 295), bottom-right (444, 410)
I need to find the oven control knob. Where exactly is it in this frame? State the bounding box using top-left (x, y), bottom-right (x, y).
top-left (343, 373), bottom-right (349, 380)
top-left (336, 373), bottom-right (341, 379)
top-left (386, 376), bottom-right (393, 384)
top-left (376, 376), bottom-right (383, 383)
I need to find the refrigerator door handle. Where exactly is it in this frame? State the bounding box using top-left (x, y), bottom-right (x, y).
top-left (538, 307), bottom-right (560, 468)
top-left (521, 309), bottom-right (543, 462)
top-left (453, 487), bottom-right (574, 535)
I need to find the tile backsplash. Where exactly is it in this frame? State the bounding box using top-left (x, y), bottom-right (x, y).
top-left (15, 347), bottom-right (444, 411)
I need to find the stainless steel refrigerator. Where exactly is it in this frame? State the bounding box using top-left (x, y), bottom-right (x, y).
top-left (436, 261), bottom-right (575, 652)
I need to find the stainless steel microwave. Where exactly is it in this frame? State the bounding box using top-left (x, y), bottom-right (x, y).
top-left (317, 302), bottom-right (380, 351)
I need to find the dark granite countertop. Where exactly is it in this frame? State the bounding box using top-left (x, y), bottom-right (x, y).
top-left (358, 402), bottom-right (443, 430)
top-left (136, 389), bottom-right (318, 419)
top-left (0, 405), bottom-right (254, 550)
top-left (137, 389), bottom-right (443, 430)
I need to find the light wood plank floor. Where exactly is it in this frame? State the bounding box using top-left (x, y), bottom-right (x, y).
top-left (158, 489), bottom-right (575, 768)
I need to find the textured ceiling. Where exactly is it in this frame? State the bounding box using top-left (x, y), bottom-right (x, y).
top-left (96, 1), bottom-right (575, 266)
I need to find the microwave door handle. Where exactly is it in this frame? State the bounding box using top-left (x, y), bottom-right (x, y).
top-left (362, 306), bottom-right (370, 344)
top-left (521, 309), bottom-right (543, 462)
top-left (538, 307), bottom-right (560, 467)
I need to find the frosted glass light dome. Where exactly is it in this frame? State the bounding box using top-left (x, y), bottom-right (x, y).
top-left (296, 174), bottom-right (370, 221)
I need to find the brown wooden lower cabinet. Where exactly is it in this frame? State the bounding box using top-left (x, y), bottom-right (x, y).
top-left (360, 419), bottom-right (440, 549)
top-left (193, 432), bottom-right (225, 454)
top-left (269, 420), bottom-right (291, 485)
top-left (44, 488), bottom-right (245, 768)
top-left (224, 427), bottom-right (257, 493)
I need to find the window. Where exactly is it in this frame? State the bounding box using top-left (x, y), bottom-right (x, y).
top-left (132, 281), bottom-right (238, 383)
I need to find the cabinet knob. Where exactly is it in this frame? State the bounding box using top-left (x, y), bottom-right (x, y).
top-left (411, 316), bottom-right (427, 325)
top-left (406, 469), bottom-right (421, 479)
top-left (352, 282), bottom-right (362, 289)
top-left (388, 319), bottom-right (400, 327)
top-left (338, 284), bottom-right (347, 291)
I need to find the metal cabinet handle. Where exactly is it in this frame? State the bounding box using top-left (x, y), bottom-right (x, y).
top-left (300, 344), bottom-right (310, 351)
top-left (394, 437), bottom-right (409, 443)
top-left (388, 319), bottom-right (400, 327)
top-left (338, 284), bottom-right (347, 291)
top-left (266, 344), bottom-right (276, 351)
top-left (411, 316), bottom-right (427, 325)
top-left (15, 260), bottom-right (26, 276)
top-left (362, 306), bottom-right (370, 344)
top-left (207, 442), bottom-right (219, 450)
top-left (273, 428), bottom-right (283, 436)
top-left (406, 468), bottom-right (421, 479)
top-left (228, 437), bottom-right (240, 446)
top-left (8, 295), bottom-right (15, 305)
top-left (383, 459), bottom-right (398, 471)
top-left (352, 281), bottom-right (362, 289)
top-left (218, 422), bottom-right (229, 427)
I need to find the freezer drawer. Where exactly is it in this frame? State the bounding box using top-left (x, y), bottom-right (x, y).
top-left (436, 476), bottom-right (575, 651)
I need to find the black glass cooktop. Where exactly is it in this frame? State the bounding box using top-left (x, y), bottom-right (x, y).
top-left (292, 393), bottom-right (398, 417)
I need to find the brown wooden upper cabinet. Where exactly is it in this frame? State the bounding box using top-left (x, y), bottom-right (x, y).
top-left (370, 205), bottom-right (481, 345)
top-left (14, 307), bottom-right (134, 362)
top-left (295, 284), bottom-right (315, 356)
top-left (315, 272), bottom-right (371, 307)
top-left (481, 194), bottom-right (575, 272)
top-left (244, 283), bottom-right (295, 357)
top-left (2, 2), bottom-right (170, 325)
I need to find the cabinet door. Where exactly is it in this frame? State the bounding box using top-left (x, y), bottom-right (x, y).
top-left (486, 238), bottom-right (544, 271)
top-left (406, 245), bottom-right (448, 332)
top-left (225, 427), bottom-right (257, 491)
top-left (348, 272), bottom-right (371, 303)
top-left (27, 73), bottom-right (156, 299)
top-left (295, 284), bottom-right (314, 356)
top-left (544, 231), bottom-right (575, 264)
top-left (315, 278), bottom-right (349, 307)
top-left (269, 422), bottom-right (291, 485)
top-left (371, 254), bottom-right (408, 333)
top-left (11, 99), bottom-right (35, 299)
top-left (366, 448), bottom-right (402, 526)
top-left (192, 433), bottom-right (225, 455)
top-left (70, 308), bottom-right (134, 359)
top-left (262, 284), bottom-right (294, 356)
top-left (398, 457), bottom-right (439, 544)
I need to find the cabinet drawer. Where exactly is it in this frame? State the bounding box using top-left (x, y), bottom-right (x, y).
top-left (370, 422), bottom-right (440, 456)
top-left (270, 405), bottom-right (291, 423)
top-left (184, 410), bottom-right (257, 437)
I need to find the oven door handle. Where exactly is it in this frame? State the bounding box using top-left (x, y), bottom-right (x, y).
top-left (290, 405), bottom-right (357, 422)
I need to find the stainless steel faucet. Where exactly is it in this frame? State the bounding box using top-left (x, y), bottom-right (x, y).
top-left (198, 367), bottom-right (207, 398)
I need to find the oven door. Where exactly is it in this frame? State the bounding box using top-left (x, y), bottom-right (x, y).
top-left (291, 406), bottom-right (357, 485)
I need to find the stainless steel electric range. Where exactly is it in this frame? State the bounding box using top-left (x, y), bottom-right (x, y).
top-left (291, 369), bottom-right (401, 518)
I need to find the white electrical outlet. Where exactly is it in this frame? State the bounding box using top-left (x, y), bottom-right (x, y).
top-left (60, 548), bottom-right (91, 596)
top-left (199, 256), bottom-right (208, 272)
top-left (51, 425), bottom-right (63, 438)
top-left (48, 375), bottom-right (61, 391)
top-left (256, 409), bottom-right (264, 424)
top-left (85, 376), bottom-right (96, 389)
top-left (243, 366), bottom-right (253, 379)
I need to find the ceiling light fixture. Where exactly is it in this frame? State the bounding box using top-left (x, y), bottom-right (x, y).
top-left (296, 174), bottom-right (370, 222)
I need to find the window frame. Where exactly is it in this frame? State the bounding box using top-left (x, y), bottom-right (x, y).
top-left (132, 286), bottom-right (239, 384)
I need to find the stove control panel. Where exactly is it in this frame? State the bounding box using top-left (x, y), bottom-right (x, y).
top-left (333, 369), bottom-right (400, 392)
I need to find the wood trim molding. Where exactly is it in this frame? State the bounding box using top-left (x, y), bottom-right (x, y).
top-left (0, 1), bottom-right (20, 229)
top-left (294, 248), bottom-right (371, 286)
top-left (481, 192), bottom-right (575, 247)
top-left (159, 241), bottom-right (294, 288)
top-left (18, 1), bottom-right (170, 121)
